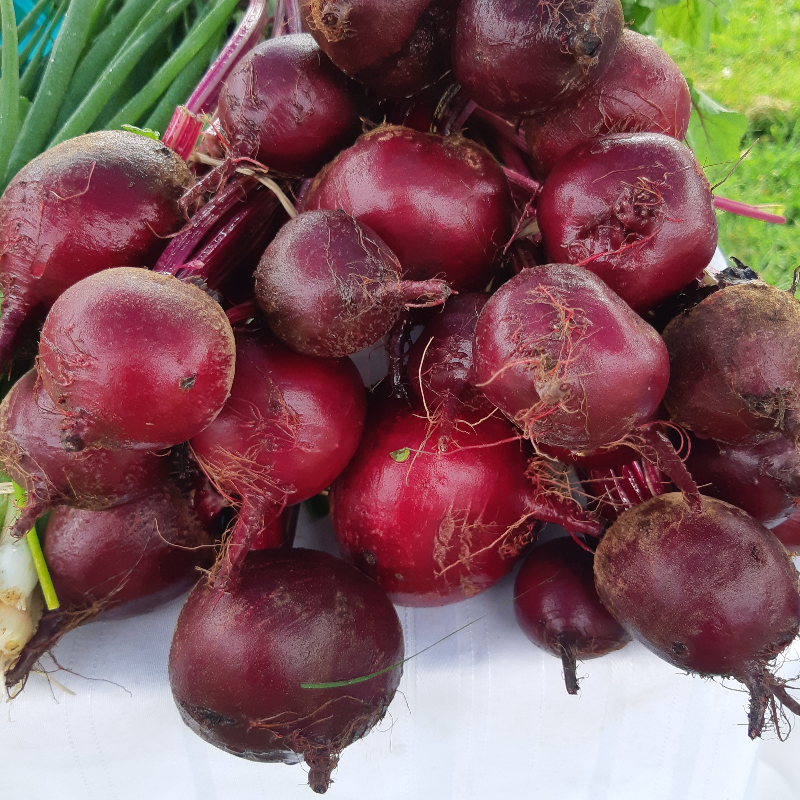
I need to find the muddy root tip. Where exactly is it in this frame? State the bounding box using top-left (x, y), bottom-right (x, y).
top-left (745, 670), bottom-right (770, 739)
top-left (560, 641), bottom-right (580, 695)
top-left (306, 750), bottom-right (335, 794)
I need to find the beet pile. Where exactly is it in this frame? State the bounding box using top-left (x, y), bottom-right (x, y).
top-left (0, 0), bottom-right (798, 792)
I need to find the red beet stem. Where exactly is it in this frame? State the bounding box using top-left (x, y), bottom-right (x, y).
top-left (472, 107), bottom-right (528, 152)
top-left (162, 106), bottom-right (205, 162)
top-left (388, 311), bottom-right (414, 399)
top-left (714, 196), bottom-right (787, 225)
top-left (525, 493), bottom-right (603, 537)
top-left (225, 301), bottom-right (258, 327)
top-left (638, 426), bottom-right (702, 512)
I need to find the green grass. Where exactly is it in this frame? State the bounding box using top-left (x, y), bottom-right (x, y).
top-left (655, 0), bottom-right (800, 286)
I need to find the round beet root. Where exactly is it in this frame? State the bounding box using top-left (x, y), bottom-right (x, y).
top-left (774, 509), bottom-right (800, 551)
top-left (514, 538), bottom-right (630, 693)
top-left (304, 125), bottom-right (512, 292)
top-left (453, 0), bottom-right (624, 116)
top-left (524, 30), bottom-right (691, 179)
top-left (473, 264), bottom-right (669, 454)
top-left (255, 209), bottom-right (451, 357)
top-left (0, 370), bottom-right (170, 537)
top-left (663, 281), bottom-right (800, 445)
top-left (300, 0), bottom-right (458, 97)
top-left (0, 131), bottom-right (192, 369)
top-left (330, 395), bottom-right (596, 607)
top-left (537, 132), bottom-right (717, 313)
top-left (595, 493), bottom-right (800, 738)
top-left (43, 484), bottom-right (211, 610)
top-left (169, 547), bottom-right (404, 793)
top-left (190, 328), bottom-right (366, 582)
top-left (218, 35), bottom-right (361, 177)
top-left (685, 434), bottom-right (800, 528)
top-left (37, 268), bottom-right (236, 450)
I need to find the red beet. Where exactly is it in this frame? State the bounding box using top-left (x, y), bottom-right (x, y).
top-left (774, 509), bottom-right (800, 551)
top-left (685, 434), bottom-right (800, 528)
top-left (663, 281), bottom-right (800, 445)
top-left (255, 209), bottom-right (451, 357)
top-left (5, 484), bottom-right (211, 689)
top-left (190, 328), bottom-right (366, 582)
top-left (514, 538), bottom-right (631, 693)
top-left (473, 264), bottom-right (670, 454)
top-left (37, 268), bottom-right (236, 450)
top-left (169, 547), bottom-right (404, 794)
top-left (524, 30), bottom-right (691, 179)
top-left (0, 370), bottom-right (170, 537)
top-left (595, 493), bottom-right (800, 738)
top-left (218, 34), bottom-right (362, 177)
top-left (300, 0), bottom-right (458, 97)
top-left (304, 125), bottom-right (513, 292)
top-left (0, 131), bottom-right (192, 369)
top-left (452, 0), bottom-right (624, 116)
top-left (537, 132), bottom-right (717, 313)
top-left (330, 395), bottom-right (600, 607)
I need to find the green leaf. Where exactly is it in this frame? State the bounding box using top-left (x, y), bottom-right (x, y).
top-left (121, 123), bottom-right (160, 139)
top-left (685, 80), bottom-right (748, 169)
top-left (621, 0), bottom-right (682, 34)
top-left (655, 0), bottom-right (731, 50)
top-left (390, 447), bottom-right (411, 463)
top-left (0, 0), bottom-right (21, 181)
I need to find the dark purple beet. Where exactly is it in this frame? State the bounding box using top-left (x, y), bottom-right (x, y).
top-left (662, 281), bottom-right (800, 446)
top-left (774, 509), bottom-right (800, 551)
top-left (169, 547), bottom-right (404, 794)
top-left (300, 0), bottom-right (459, 97)
top-left (304, 125), bottom-right (513, 292)
top-left (452, 0), bottom-right (624, 116)
top-left (537, 132), bottom-right (718, 313)
top-left (514, 538), bottom-right (631, 693)
top-left (0, 131), bottom-right (192, 369)
top-left (5, 485), bottom-right (211, 689)
top-left (595, 493), bottom-right (800, 739)
top-left (255, 209), bottom-right (451, 358)
top-left (0, 370), bottom-right (170, 537)
top-left (685, 434), bottom-right (800, 528)
top-left (524, 29), bottom-right (691, 179)
top-left (218, 34), bottom-right (362, 177)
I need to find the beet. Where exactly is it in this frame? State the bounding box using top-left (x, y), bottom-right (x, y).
top-left (524, 30), bottom-right (692, 179)
top-left (685, 434), bottom-right (800, 528)
top-left (255, 209), bottom-right (451, 357)
top-left (304, 125), bottom-right (513, 292)
top-left (0, 370), bottom-right (170, 537)
top-left (473, 264), bottom-right (670, 454)
top-left (331, 394), bottom-right (600, 607)
top-left (190, 328), bottom-right (366, 582)
top-left (514, 538), bottom-right (631, 693)
top-left (169, 547), bottom-right (404, 793)
top-left (218, 34), bottom-right (362, 177)
top-left (452, 0), bottom-right (624, 116)
top-left (662, 281), bottom-right (800, 445)
top-left (299, 0), bottom-right (459, 97)
top-left (537, 132), bottom-right (718, 313)
top-left (0, 131), bottom-right (192, 369)
top-left (595, 493), bottom-right (800, 738)
top-left (37, 268), bottom-right (236, 451)
top-left (774, 509), bottom-right (800, 551)
top-left (5, 484), bottom-right (211, 689)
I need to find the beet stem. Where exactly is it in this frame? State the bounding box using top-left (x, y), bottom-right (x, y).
top-left (387, 311), bottom-right (413, 400)
top-left (638, 427), bottom-right (702, 512)
top-left (559, 639), bottom-right (580, 695)
top-left (713, 196), bottom-right (787, 225)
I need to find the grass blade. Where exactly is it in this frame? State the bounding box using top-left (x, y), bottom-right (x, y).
top-left (18, 0), bottom-right (68, 99)
top-left (0, 0), bottom-right (21, 181)
top-left (3, 0), bottom-right (98, 188)
top-left (108, 0), bottom-right (237, 130)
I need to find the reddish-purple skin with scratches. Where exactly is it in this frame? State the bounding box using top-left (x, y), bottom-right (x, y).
top-left (453, 0), bottom-right (624, 116)
top-left (524, 30), bottom-right (691, 179)
top-left (218, 34), bottom-right (362, 177)
top-left (304, 125), bottom-right (512, 292)
top-left (0, 131), bottom-right (192, 369)
top-left (537, 132), bottom-right (717, 313)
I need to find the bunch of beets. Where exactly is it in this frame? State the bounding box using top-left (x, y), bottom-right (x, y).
top-left (0, 0), bottom-right (799, 793)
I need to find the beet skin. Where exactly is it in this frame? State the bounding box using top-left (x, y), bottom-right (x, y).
top-left (169, 548), bottom-right (404, 794)
top-left (595, 493), bottom-right (800, 738)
